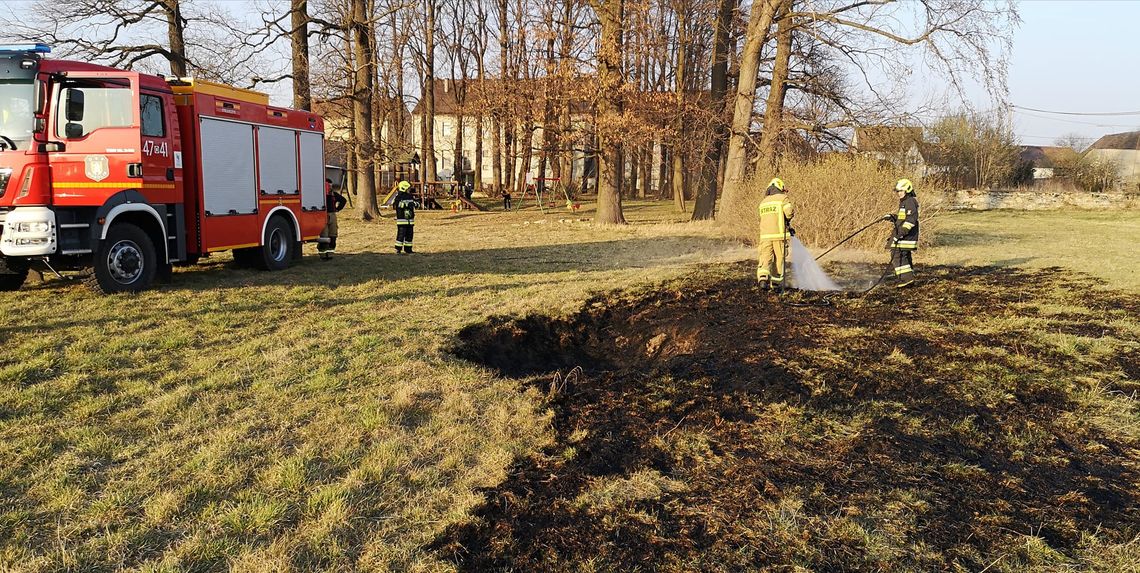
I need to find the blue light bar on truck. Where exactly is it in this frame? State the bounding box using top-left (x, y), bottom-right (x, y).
top-left (0, 44), bottom-right (51, 54)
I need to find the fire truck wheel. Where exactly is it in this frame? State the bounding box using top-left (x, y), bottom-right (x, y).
top-left (0, 259), bottom-right (28, 291)
top-left (86, 223), bottom-right (157, 294)
top-left (257, 216), bottom-right (295, 271)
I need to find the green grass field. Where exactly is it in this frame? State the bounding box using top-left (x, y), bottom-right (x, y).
top-left (1, 201), bottom-right (1137, 571)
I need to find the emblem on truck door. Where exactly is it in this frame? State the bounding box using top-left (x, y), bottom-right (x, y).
top-left (85, 155), bottom-right (109, 182)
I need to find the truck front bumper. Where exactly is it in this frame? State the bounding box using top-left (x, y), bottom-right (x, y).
top-left (0, 206), bottom-right (57, 256)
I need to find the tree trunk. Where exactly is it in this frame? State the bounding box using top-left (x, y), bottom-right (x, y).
top-left (423, 0), bottom-right (438, 184)
top-left (164, 0), bottom-right (188, 76)
top-left (475, 113), bottom-right (484, 192)
top-left (290, 0), bottom-right (311, 111)
top-left (492, 115), bottom-right (502, 195)
top-left (692, 0), bottom-right (734, 220)
top-left (672, 10), bottom-right (688, 213)
top-left (455, 105), bottom-right (464, 183)
top-left (758, 3), bottom-right (793, 159)
top-left (638, 145), bottom-right (650, 198)
top-left (628, 148), bottom-right (639, 199)
top-left (558, 0), bottom-right (574, 196)
top-left (588, 0), bottom-right (627, 224)
top-left (351, 0), bottom-right (379, 219)
top-left (393, 16), bottom-right (407, 145)
top-left (516, 123), bottom-right (533, 196)
top-left (718, 0), bottom-right (779, 219)
top-left (496, 0), bottom-right (509, 196)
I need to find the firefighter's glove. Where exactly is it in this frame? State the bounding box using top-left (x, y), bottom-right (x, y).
top-left (788, 227), bottom-right (796, 237)
top-left (881, 213), bottom-right (895, 222)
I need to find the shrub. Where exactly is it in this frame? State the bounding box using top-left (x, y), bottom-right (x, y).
top-left (719, 154), bottom-right (945, 251)
top-left (1072, 157), bottom-right (1121, 192)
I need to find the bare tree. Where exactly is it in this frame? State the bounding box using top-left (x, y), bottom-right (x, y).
top-left (718, 0), bottom-right (781, 217)
top-left (587, 0), bottom-right (627, 224)
top-left (4, 0), bottom-right (194, 75)
top-left (690, 0), bottom-right (734, 220)
top-left (351, 0), bottom-right (381, 218)
top-left (291, 0), bottom-right (313, 110)
top-left (1054, 133), bottom-right (1091, 153)
top-left (718, 0), bottom-right (1018, 218)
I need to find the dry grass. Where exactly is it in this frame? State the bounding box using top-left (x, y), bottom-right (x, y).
top-left (923, 209), bottom-right (1140, 291)
top-left (718, 155), bottom-right (948, 251)
top-left (0, 200), bottom-right (745, 573)
top-left (1, 198), bottom-right (1136, 571)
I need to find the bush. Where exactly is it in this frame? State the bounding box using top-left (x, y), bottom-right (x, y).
top-left (1071, 157), bottom-right (1121, 192)
top-left (719, 154), bottom-right (944, 251)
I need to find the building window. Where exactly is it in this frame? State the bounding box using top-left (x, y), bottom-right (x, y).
top-left (441, 121), bottom-right (453, 137)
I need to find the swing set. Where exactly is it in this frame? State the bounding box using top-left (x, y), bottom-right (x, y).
top-left (512, 177), bottom-right (579, 213)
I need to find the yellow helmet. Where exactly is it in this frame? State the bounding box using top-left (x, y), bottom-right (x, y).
top-left (895, 178), bottom-right (914, 193)
top-left (398, 181), bottom-right (411, 192)
top-left (768, 177), bottom-right (785, 192)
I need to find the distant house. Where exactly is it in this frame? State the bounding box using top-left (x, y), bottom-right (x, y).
top-left (1018, 145), bottom-right (1079, 180)
top-left (410, 78), bottom-right (600, 187)
top-left (852, 126), bottom-right (944, 177)
top-left (313, 95), bottom-right (410, 170)
top-left (1085, 131), bottom-right (1140, 184)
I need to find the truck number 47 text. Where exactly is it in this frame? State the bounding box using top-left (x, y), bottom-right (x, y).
top-left (143, 139), bottom-right (169, 157)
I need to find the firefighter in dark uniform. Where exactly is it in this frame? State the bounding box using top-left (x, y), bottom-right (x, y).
top-left (756, 177), bottom-right (795, 291)
top-left (319, 179), bottom-right (347, 260)
top-left (883, 178), bottom-right (919, 287)
top-left (394, 180), bottom-right (416, 254)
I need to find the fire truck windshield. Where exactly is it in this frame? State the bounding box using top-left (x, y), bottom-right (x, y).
top-left (0, 80), bottom-right (35, 151)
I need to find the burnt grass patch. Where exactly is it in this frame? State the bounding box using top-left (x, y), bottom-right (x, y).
top-left (437, 264), bottom-right (1140, 571)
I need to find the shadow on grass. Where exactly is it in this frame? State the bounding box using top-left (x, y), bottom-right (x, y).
top-left (154, 236), bottom-right (736, 292)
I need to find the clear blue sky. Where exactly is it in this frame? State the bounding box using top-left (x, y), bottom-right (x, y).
top-left (1008, 0), bottom-right (1140, 147)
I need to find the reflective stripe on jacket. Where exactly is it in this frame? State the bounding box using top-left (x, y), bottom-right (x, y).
top-left (395, 192), bottom-right (416, 225)
top-left (758, 193), bottom-right (795, 241)
top-left (893, 195), bottom-right (919, 249)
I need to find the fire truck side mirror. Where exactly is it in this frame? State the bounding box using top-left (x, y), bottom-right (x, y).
top-left (65, 123), bottom-right (84, 139)
top-left (65, 88), bottom-right (84, 122)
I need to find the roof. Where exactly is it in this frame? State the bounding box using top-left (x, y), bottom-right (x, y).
top-left (312, 95), bottom-right (408, 122)
top-left (1019, 145), bottom-right (1079, 168)
top-left (1089, 130), bottom-right (1140, 151)
top-left (853, 126), bottom-right (924, 153)
top-left (916, 142), bottom-right (952, 166)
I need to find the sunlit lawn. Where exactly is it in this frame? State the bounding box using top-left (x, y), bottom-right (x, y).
top-left (0, 199), bottom-right (1135, 571)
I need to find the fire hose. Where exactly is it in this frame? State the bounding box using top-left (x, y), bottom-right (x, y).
top-left (814, 217), bottom-right (885, 262)
top-left (815, 216), bottom-right (896, 295)
top-left (779, 217), bottom-right (893, 306)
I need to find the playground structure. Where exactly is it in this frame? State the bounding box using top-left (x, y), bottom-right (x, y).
top-left (381, 180), bottom-right (481, 211)
top-left (512, 177), bottom-right (581, 213)
top-left (373, 175), bottom-right (585, 214)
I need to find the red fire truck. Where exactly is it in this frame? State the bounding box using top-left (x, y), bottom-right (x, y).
top-left (0, 44), bottom-right (328, 293)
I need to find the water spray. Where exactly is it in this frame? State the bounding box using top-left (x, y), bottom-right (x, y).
top-left (811, 216), bottom-right (896, 296)
top-left (779, 216), bottom-right (893, 305)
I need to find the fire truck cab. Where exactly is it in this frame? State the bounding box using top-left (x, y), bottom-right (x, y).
top-left (0, 44), bottom-right (328, 293)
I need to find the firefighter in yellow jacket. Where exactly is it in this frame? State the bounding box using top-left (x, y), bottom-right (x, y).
top-left (756, 177), bottom-right (795, 291)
